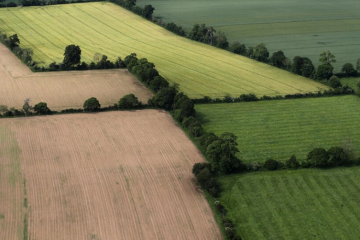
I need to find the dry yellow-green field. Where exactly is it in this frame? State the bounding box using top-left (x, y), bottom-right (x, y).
top-left (0, 2), bottom-right (329, 98)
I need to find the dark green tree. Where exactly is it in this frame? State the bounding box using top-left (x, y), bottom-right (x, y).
top-left (182, 116), bottom-right (202, 137)
top-left (328, 147), bottom-right (349, 166)
top-left (63, 45), bottom-right (81, 67)
top-left (188, 24), bottom-right (208, 42)
top-left (142, 5), bottom-right (155, 19)
top-left (301, 57), bottom-right (315, 78)
top-left (285, 155), bottom-right (299, 169)
top-left (292, 56), bottom-right (303, 75)
top-left (150, 76), bottom-right (169, 92)
top-left (192, 162), bottom-right (212, 175)
top-left (307, 148), bottom-right (329, 168)
top-left (115, 57), bottom-right (125, 68)
top-left (229, 41), bottom-right (246, 55)
top-left (292, 56), bottom-right (315, 78)
top-left (83, 97), bottom-right (100, 111)
top-left (150, 85), bottom-right (178, 110)
top-left (206, 132), bottom-right (242, 173)
top-left (319, 51), bottom-right (336, 65)
top-left (198, 133), bottom-right (219, 152)
top-left (100, 55), bottom-right (108, 69)
top-left (270, 50), bottom-right (286, 68)
top-left (124, 53), bottom-right (138, 66)
top-left (33, 102), bottom-right (50, 114)
top-left (329, 75), bottom-right (342, 88)
top-left (118, 94), bottom-right (140, 109)
top-left (195, 168), bottom-right (211, 188)
top-left (341, 63), bottom-right (356, 77)
top-left (214, 31), bottom-right (229, 49)
top-left (263, 158), bottom-right (279, 170)
top-left (252, 43), bottom-right (269, 62)
top-left (9, 34), bottom-right (20, 50)
top-left (123, 0), bottom-right (136, 9)
top-left (316, 64), bottom-right (334, 80)
top-left (164, 22), bottom-right (186, 36)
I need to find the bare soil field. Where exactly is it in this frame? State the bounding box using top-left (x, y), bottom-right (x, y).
top-left (0, 110), bottom-right (222, 240)
top-left (0, 44), bottom-right (152, 110)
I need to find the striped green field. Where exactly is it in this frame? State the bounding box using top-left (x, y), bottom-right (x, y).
top-left (195, 95), bottom-right (360, 163)
top-left (0, 2), bottom-right (328, 98)
top-left (219, 167), bottom-right (360, 239)
top-left (138, 0), bottom-right (360, 72)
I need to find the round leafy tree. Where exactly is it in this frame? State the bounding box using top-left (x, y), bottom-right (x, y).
top-left (118, 94), bottom-right (140, 109)
top-left (83, 97), bottom-right (100, 111)
top-left (63, 45), bottom-right (81, 67)
top-left (33, 102), bottom-right (50, 114)
top-left (307, 148), bottom-right (329, 167)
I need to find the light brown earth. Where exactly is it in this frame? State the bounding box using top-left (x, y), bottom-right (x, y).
top-left (0, 110), bottom-right (222, 240)
top-left (0, 43), bottom-right (153, 111)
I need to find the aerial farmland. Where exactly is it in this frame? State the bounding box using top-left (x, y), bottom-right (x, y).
top-left (0, 0), bottom-right (359, 239)
top-left (0, 2), bottom-right (328, 98)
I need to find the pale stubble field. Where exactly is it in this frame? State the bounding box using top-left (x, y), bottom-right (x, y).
top-left (0, 43), bottom-right (152, 110)
top-left (0, 110), bottom-right (222, 240)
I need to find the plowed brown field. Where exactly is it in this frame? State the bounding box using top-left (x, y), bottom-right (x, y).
top-left (0, 44), bottom-right (152, 110)
top-left (0, 110), bottom-right (222, 240)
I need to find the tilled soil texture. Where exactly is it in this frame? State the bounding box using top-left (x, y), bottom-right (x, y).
top-left (0, 44), bottom-right (152, 111)
top-left (0, 110), bottom-right (222, 240)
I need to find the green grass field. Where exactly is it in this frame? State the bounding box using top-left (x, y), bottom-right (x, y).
top-left (0, 2), bottom-right (328, 98)
top-left (138, 0), bottom-right (360, 72)
top-left (219, 167), bottom-right (360, 239)
top-left (196, 95), bottom-right (360, 163)
top-left (341, 77), bottom-right (360, 94)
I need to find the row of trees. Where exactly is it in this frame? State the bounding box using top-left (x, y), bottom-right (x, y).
top-left (188, 24), bottom-right (229, 49)
top-left (0, 32), bottom-right (36, 67)
top-left (251, 146), bottom-right (354, 172)
top-left (109, 0), bottom-right (155, 20)
top-left (0, 100), bottom-right (50, 117)
top-left (0, 92), bottom-right (144, 118)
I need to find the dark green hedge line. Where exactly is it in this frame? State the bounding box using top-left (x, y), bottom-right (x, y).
top-left (192, 86), bottom-right (355, 104)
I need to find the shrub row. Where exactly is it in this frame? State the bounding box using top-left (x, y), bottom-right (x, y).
top-left (192, 86), bottom-right (355, 104)
top-left (0, 32), bottom-right (37, 68)
top-left (109, 0), bottom-right (154, 20)
top-left (247, 146), bottom-right (360, 172)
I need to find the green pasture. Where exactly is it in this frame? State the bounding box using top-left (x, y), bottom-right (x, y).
top-left (196, 95), bottom-right (360, 163)
top-left (138, 0), bottom-right (360, 72)
top-left (341, 77), bottom-right (360, 94)
top-left (219, 167), bottom-right (360, 239)
top-left (0, 2), bottom-right (328, 98)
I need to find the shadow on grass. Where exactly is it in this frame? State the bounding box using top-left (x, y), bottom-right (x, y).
top-left (196, 111), bottom-right (211, 124)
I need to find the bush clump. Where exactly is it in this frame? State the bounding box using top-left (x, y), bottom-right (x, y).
top-left (118, 94), bottom-right (141, 109)
top-left (263, 158), bottom-right (279, 170)
top-left (83, 97), bottom-right (101, 112)
top-left (285, 155), bottom-right (299, 169)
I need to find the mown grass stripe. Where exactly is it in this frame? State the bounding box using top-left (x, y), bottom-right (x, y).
top-left (196, 95), bottom-right (360, 163)
top-left (219, 168), bottom-right (360, 239)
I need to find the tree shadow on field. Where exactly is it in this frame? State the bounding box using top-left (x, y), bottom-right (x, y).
top-left (196, 111), bottom-right (210, 124)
